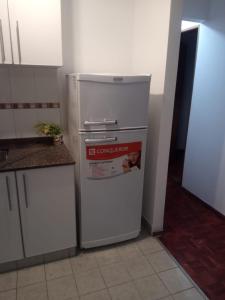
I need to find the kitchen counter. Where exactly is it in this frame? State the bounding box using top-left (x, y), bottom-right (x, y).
top-left (0, 138), bottom-right (75, 172)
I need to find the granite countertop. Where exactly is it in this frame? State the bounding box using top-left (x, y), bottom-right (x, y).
top-left (0, 138), bottom-right (75, 173)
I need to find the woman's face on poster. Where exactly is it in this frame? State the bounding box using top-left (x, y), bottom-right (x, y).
top-left (128, 152), bottom-right (139, 165)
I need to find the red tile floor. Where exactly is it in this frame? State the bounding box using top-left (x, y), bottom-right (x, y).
top-left (160, 158), bottom-right (225, 300)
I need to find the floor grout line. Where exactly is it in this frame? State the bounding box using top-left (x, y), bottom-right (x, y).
top-left (156, 237), bottom-right (209, 299)
top-left (0, 235), bottom-right (208, 300)
top-left (43, 264), bottom-right (50, 300)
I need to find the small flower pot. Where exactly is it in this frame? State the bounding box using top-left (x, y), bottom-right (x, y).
top-left (53, 135), bottom-right (63, 145)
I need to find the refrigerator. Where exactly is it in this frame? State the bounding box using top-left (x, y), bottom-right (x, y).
top-left (67, 73), bottom-right (151, 248)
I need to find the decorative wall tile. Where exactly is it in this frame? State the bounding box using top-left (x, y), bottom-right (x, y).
top-left (0, 103), bottom-right (60, 109)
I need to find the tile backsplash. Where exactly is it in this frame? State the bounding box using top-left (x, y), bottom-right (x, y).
top-left (0, 102), bottom-right (60, 109)
top-left (0, 66), bottom-right (62, 139)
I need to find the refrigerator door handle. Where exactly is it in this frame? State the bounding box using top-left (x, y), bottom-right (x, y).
top-left (84, 137), bottom-right (117, 144)
top-left (84, 120), bottom-right (117, 126)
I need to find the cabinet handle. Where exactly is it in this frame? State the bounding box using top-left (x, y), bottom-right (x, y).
top-left (16, 21), bottom-right (22, 64)
top-left (5, 176), bottom-right (12, 211)
top-left (22, 174), bottom-right (29, 208)
top-left (0, 19), bottom-right (5, 63)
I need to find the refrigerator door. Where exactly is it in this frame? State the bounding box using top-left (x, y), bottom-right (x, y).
top-left (74, 74), bottom-right (151, 131)
top-left (79, 129), bottom-right (147, 248)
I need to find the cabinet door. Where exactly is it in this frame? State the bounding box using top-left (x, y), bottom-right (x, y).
top-left (0, 0), bottom-right (12, 64)
top-left (8, 0), bottom-right (62, 66)
top-left (16, 166), bottom-right (76, 257)
top-left (0, 172), bottom-right (23, 263)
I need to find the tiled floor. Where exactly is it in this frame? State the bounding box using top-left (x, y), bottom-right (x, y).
top-left (160, 160), bottom-right (225, 300)
top-left (0, 236), bottom-right (207, 300)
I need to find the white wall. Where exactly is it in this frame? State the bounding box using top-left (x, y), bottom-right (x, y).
top-left (183, 0), bottom-right (225, 215)
top-left (183, 0), bottom-right (210, 22)
top-left (71, 0), bottom-right (134, 73)
top-left (132, 0), bottom-right (172, 232)
top-left (143, 0), bottom-right (183, 232)
top-left (130, 0), bottom-right (183, 232)
top-left (132, 0), bottom-right (171, 93)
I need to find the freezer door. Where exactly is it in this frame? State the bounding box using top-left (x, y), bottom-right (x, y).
top-left (76, 75), bottom-right (150, 131)
top-left (79, 129), bottom-right (147, 248)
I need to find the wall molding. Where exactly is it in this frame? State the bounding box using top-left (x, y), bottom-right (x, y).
top-left (0, 102), bottom-right (60, 109)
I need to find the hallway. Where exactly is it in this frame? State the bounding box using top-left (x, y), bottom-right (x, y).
top-left (160, 171), bottom-right (225, 300)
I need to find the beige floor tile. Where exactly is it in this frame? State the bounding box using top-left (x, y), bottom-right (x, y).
top-left (109, 282), bottom-right (142, 300)
top-left (135, 274), bottom-right (170, 300)
top-left (136, 238), bottom-right (163, 255)
top-left (47, 275), bottom-right (78, 300)
top-left (100, 262), bottom-right (131, 287)
top-left (0, 271), bottom-right (17, 292)
top-left (17, 265), bottom-right (45, 287)
top-left (45, 259), bottom-right (72, 280)
top-left (159, 268), bottom-right (193, 294)
top-left (125, 255), bottom-right (155, 279)
top-left (147, 251), bottom-right (177, 273)
top-left (173, 288), bottom-right (205, 300)
top-left (75, 268), bottom-right (105, 295)
top-left (80, 289), bottom-right (111, 300)
top-left (71, 252), bottom-right (98, 275)
top-left (17, 282), bottom-right (48, 300)
top-left (95, 248), bottom-right (121, 266)
top-left (117, 243), bottom-right (143, 260)
top-left (0, 289), bottom-right (16, 300)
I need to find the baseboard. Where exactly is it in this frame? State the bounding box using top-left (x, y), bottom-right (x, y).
top-left (0, 247), bottom-right (77, 274)
top-left (152, 231), bottom-right (164, 237)
top-left (182, 187), bottom-right (225, 220)
top-left (141, 217), bottom-right (164, 237)
top-left (141, 216), bottom-right (153, 234)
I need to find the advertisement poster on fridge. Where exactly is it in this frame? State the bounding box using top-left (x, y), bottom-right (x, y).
top-left (86, 141), bottom-right (142, 179)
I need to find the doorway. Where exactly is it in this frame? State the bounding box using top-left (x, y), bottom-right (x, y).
top-left (168, 27), bottom-right (198, 185)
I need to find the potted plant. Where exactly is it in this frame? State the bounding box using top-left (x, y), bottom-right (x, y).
top-left (35, 122), bottom-right (63, 145)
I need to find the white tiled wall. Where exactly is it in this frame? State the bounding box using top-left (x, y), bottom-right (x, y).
top-left (0, 65), bottom-right (61, 139)
top-left (0, 110), bottom-right (16, 138)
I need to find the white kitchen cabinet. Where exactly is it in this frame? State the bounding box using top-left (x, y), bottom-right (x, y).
top-left (0, 172), bottom-right (24, 264)
top-left (0, 0), bottom-right (62, 66)
top-left (0, 0), bottom-right (12, 64)
top-left (16, 165), bottom-right (76, 257)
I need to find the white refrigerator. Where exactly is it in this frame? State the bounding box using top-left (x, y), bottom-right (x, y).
top-left (68, 73), bottom-right (151, 248)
